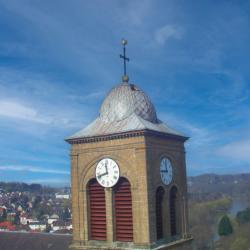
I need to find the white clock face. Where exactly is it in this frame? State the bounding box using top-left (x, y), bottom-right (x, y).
top-left (160, 157), bottom-right (173, 185)
top-left (95, 158), bottom-right (120, 187)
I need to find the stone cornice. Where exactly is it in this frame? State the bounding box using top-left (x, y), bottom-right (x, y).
top-left (65, 129), bottom-right (189, 145)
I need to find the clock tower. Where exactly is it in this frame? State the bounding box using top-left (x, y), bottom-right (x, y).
top-left (66, 42), bottom-right (193, 250)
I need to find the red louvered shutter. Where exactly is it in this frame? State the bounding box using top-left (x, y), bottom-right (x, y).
top-left (114, 177), bottom-right (133, 242)
top-left (89, 179), bottom-right (106, 240)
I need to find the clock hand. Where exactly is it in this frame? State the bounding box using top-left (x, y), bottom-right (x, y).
top-left (97, 172), bottom-right (108, 179)
top-left (165, 166), bottom-right (168, 173)
top-left (105, 162), bottom-right (108, 174)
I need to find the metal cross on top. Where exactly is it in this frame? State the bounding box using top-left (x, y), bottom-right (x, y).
top-left (120, 39), bottom-right (129, 82)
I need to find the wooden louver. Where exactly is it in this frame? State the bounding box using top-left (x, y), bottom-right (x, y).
top-left (114, 177), bottom-right (133, 242)
top-left (156, 187), bottom-right (164, 240)
top-left (170, 186), bottom-right (177, 236)
top-left (88, 179), bottom-right (106, 240)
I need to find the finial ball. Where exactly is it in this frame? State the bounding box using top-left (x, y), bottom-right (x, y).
top-left (121, 39), bottom-right (128, 46)
top-left (122, 75), bottom-right (129, 82)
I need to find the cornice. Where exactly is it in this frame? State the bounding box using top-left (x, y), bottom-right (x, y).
top-left (65, 129), bottom-right (188, 145)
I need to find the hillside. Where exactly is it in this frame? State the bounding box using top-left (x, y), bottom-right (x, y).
top-left (188, 173), bottom-right (250, 249)
top-left (188, 173), bottom-right (250, 201)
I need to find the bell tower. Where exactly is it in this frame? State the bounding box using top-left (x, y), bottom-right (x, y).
top-left (66, 41), bottom-right (193, 250)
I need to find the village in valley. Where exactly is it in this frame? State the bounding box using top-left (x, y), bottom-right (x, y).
top-left (0, 183), bottom-right (72, 234)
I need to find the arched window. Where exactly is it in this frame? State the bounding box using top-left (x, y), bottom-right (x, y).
top-left (156, 186), bottom-right (165, 240)
top-left (169, 186), bottom-right (178, 236)
top-left (88, 178), bottom-right (106, 240)
top-left (114, 177), bottom-right (133, 242)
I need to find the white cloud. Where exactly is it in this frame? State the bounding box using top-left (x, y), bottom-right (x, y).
top-left (155, 24), bottom-right (184, 45)
top-left (0, 67), bottom-right (100, 131)
top-left (217, 139), bottom-right (250, 162)
top-left (0, 165), bottom-right (69, 175)
top-left (159, 112), bottom-right (214, 147)
top-left (0, 100), bottom-right (50, 124)
top-left (67, 91), bottom-right (104, 102)
top-left (0, 98), bottom-right (88, 130)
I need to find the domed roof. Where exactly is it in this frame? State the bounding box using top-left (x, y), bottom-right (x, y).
top-left (100, 83), bottom-right (157, 123)
top-left (66, 81), bottom-right (186, 142)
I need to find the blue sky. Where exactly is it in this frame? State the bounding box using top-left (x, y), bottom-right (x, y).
top-left (0, 0), bottom-right (250, 186)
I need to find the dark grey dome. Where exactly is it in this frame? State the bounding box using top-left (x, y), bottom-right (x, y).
top-left (100, 83), bottom-right (157, 123)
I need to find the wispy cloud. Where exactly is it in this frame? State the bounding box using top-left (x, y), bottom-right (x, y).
top-left (208, 71), bottom-right (249, 108)
top-left (0, 67), bottom-right (100, 131)
top-left (155, 24), bottom-right (184, 45)
top-left (217, 139), bottom-right (250, 163)
top-left (67, 91), bottom-right (105, 102)
top-left (159, 112), bottom-right (214, 148)
top-left (26, 178), bottom-right (69, 186)
top-left (0, 100), bottom-right (50, 124)
top-left (0, 165), bottom-right (69, 175)
top-left (0, 99), bottom-right (85, 130)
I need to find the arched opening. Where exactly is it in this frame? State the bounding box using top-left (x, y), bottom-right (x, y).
top-left (114, 177), bottom-right (133, 242)
top-left (156, 186), bottom-right (165, 240)
top-left (88, 178), bottom-right (106, 240)
top-left (169, 186), bottom-right (178, 236)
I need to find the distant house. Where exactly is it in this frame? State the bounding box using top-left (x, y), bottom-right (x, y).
top-left (7, 212), bottom-right (16, 222)
top-left (52, 221), bottom-right (72, 232)
top-left (0, 221), bottom-right (16, 231)
top-left (52, 221), bottom-right (66, 231)
top-left (42, 214), bottom-right (49, 220)
top-left (20, 213), bottom-right (28, 225)
top-left (17, 205), bottom-right (23, 212)
top-left (55, 193), bottom-right (70, 199)
top-left (48, 214), bottom-right (59, 225)
top-left (0, 206), bottom-right (6, 216)
top-left (0, 205), bottom-right (7, 210)
top-left (27, 202), bottom-right (33, 208)
top-left (26, 218), bottom-right (39, 225)
top-left (28, 221), bottom-right (46, 231)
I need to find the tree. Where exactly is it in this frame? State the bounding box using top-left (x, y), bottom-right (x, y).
top-left (236, 207), bottom-right (250, 225)
top-left (20, 194), bottom-right (29, 209)
top-left (2, 208), bottom-right (7, 221)
top-left (13, 211), bottom-right (20, 225)
top-left (45, 223), bottom-right (52, 233)
top-left (0, 208), bottom-right (7, 222)
top-left (218, 215), bottom-right (233, 236)
top-left (62, 208), bottom-right (71, 221)
top-left (29, 184), bottom-right (42, 193)
top-left (33, 195), bottom-right (42, 208)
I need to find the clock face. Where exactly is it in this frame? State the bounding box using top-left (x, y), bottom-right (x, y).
top-left (160, 157), bottom-right (173, 185)
top-left (95, 158), bottom-right (120, 187)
